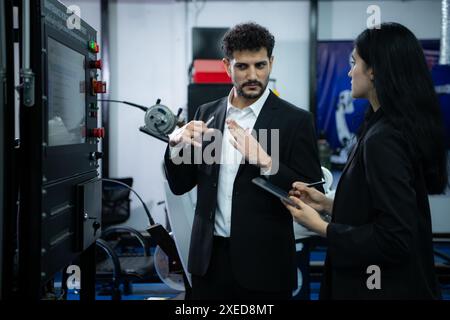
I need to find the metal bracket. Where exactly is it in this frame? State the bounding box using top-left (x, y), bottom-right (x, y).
top-left (20, 68), bottom-right (34, 107)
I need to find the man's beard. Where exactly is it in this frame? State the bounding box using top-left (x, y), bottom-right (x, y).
top-left (236, 80), bottom-right (268, 100)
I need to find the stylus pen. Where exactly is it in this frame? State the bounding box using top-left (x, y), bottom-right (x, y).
top-left (205, 116), bottom-right (215, 127)
top-left (306, 180), bottom-right (326, 188)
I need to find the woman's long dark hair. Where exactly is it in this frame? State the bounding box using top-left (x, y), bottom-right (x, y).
top-left (355, 22), bottom-right (448, 194)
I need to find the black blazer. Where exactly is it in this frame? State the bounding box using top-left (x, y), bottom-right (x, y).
top-left (320, 109), bottom-right (441, 299)
top-left (164, 91), bottom-right (323, 292)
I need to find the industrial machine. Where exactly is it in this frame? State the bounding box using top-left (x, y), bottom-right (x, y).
top-left (1, 0), bottom-right (105, 299)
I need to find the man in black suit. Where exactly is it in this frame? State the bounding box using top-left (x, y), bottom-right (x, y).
top-left (164, 22), bottom-right (323, 299)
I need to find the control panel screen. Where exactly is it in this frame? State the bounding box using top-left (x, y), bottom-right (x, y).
top-left (47, 37), bottom-right (86, 146)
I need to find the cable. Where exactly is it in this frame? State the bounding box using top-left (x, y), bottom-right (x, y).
top-left (102, 178), bottom-right (155, 226)
top-left (98, 99), bottom-right (148, 112)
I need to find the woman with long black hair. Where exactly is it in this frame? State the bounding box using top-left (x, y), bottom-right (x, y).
top-left (284, 22), bottom-right (448, 299)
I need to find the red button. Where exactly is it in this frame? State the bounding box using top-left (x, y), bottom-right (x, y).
top-left (91, 79), bottom-right (107, 94)
top-left (89, 60), bottom-right (102, 69)
top-left (91, 127), bottom-right (105, 138)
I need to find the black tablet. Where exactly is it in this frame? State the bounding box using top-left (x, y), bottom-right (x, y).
top-left (252, 177), bottom-right (300, 209)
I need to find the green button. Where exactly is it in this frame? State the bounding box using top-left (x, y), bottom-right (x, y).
top-left (88, 40), bottom-right (97, 52)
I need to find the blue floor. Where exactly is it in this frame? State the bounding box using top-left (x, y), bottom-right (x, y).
top-left (308, 243), bottom-right (450, 300)
top-left (65, 243), bottom-right (450, 300)
top-left (67, 281), bottom-right (450, 300)
top-left (67, 283), bottom-right (180, 300)
top-left (309, 281), bottom-right (450, 300)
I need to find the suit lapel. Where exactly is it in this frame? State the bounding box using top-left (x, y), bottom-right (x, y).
top-left (252, 92), bottom-right (279, 133)
top-left (208, 98), bottom-right (227, 179)
top-left (213, 98), bottom-right (227, 134)
top-left (234, 91), bottom-right (279, 179)
top-left (340, 109), bottom-right (384, 176)
top-left (339, 136), bottom-right (360, 176)
top-left (339, 110), bottom-right (384, 189)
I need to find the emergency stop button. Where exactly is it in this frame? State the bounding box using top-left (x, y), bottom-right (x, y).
top-left (91, 127), bottom-right (105, 139)
top-left (89, 59), bottom-right (102, 70)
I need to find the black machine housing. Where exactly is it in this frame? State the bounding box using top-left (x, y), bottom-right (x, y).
top-left (18, 0), bottom-right (104, 298)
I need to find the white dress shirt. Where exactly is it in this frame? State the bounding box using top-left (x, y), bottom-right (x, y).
top-left (169, 87), bottom-right (271, 237)
top-left (214, 87), bottom-right (270, 237)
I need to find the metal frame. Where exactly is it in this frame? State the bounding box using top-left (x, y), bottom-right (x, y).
top-left (101, 0), bottom-right (110, 178)
top-left (2, 0), bottom-right (19, 300)
top-left (17, 0), bottom-right (45, 299)
top-left (309, 0), bottom-right (318, 118)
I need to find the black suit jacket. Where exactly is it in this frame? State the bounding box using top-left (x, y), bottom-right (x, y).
top-left (320, 109), bottom-right (441, 299)
top-left (164, 91), bottom-right (323, 292)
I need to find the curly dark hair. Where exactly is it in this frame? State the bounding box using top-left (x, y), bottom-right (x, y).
top-left (221, 22), bottom-right (275, 59)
